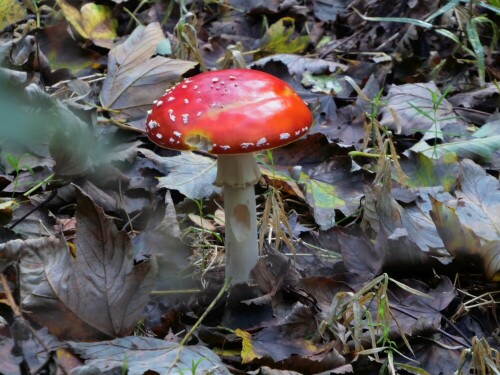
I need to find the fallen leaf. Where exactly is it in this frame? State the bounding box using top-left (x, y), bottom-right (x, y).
top-left (56, 0), bottom-right (117, 49)
top-left (68, 336), bottom-right (231, 374)
top-left (259, 18), bottom-right (309, 56)
top-left (455, 159), bottom-right (500, 241)
top-left (100, 23), bottom-right (197, 129)
top-left (140, 149), bottom-right (220, 199)
top-left (15, 190), bottom-right (156, 339)
top-left (380, 82), bottom-right (464, 136)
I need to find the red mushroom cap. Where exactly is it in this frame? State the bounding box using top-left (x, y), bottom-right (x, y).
top-left (145, 69), bottom-right (312, 155)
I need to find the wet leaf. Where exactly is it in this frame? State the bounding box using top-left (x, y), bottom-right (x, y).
top-left (68, 336), bottom-right (231, 374)
top-left (15, 190), bottom-right (156, 339)
top-left (56, 0), bottom-right (117, 49)
top-left (100, 23), bottom-right (197, 129)
top-left (140, 149), bottom-right (219, 199)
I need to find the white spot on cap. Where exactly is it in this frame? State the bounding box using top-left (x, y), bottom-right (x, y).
top-left (229, 75), bottom-right (236, 80)
top-left (169, 138), bottom-right (175, 143)
top-left (256, 137), bottom-right (267, 146)
top-left (184, 98), bottom-right (189, 104)
top-left (156, 133), bottom-right (163, 139)
top-left (168, 97), bottom-right (175, 102)
top-left (147, 110), bottom-right (152, 115)
top-left (156, 100), bottom-right (163, 107)
top-left (212, 78), bottom-right (219, 83)
top-left (168, 109), bottom-right (175, 122)
top-left (302, 127), bottom-right (308, 132)
top-left (148, 120), bottom-right (159, 129)
top-left (295, 130), bottom-right (300, 136)
top-left (173, 131), bottom-right (182, 137)
top-left (181, 114), bottom-right (189, 124)
top-left (182, 85), bottom-right (188, 89)
top-left (193, 85), bottom-right (198, 89)
top-left (153, 99), bottom-right (158, 104)
top-left (220, 145), bottom-right (230, 150)
top-left (196, 111), bottom-right (202, 117)
top-left (241, 143), bottom-right (254, 149)
top-left (280, 133), bottom-right (290, 140)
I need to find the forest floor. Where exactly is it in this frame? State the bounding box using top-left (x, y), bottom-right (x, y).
top-left (0, 0), bottom-right (499, 374)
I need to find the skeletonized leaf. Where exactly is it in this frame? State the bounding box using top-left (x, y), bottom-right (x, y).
top-left (140, 149), bottom-right (220, 199)
top-left (68, 336), bottom-right (231, 375)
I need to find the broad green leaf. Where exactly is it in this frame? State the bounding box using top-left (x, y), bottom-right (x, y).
top-left (56, 0), bottom-right (117, 49)
top-left (410, 135), bottom-right (500, 161)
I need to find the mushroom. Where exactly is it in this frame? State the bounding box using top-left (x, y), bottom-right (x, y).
top-left (146, 69), bottom-right (312, 284)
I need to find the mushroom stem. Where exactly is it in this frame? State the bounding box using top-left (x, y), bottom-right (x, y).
top-left (216, 154), bottom-right (261, 284)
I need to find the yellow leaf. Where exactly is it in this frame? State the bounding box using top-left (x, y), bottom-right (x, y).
top-left (56, 0), bottom-right (117, 49)
top-left (234, 328), bottom-right (263, 364)
top-left (259, 17), bottom-right (309, 56)
top-left (0, 0), bottom-right (26, 30)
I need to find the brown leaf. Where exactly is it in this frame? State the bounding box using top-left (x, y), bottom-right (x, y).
top-left (16, 190), bottom-right (156, 339)
top-left (100, 23), bottom-right (197, 129)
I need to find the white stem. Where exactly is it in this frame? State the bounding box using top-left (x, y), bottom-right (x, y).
top-left (223, 183), bottom-right (259, 284)
top-left (216, 154), bottom-right (261, 284)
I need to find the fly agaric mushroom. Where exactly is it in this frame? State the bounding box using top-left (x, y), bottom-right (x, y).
top-left (146, 69), bottom-right (312, 284)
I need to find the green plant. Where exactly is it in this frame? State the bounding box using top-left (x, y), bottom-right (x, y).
top-left (408, 86), bottom-right (454, 158)
top-left (319, 274), bottom-right (431, 375)
top-left (344, 77), bottom-right (407, 186)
